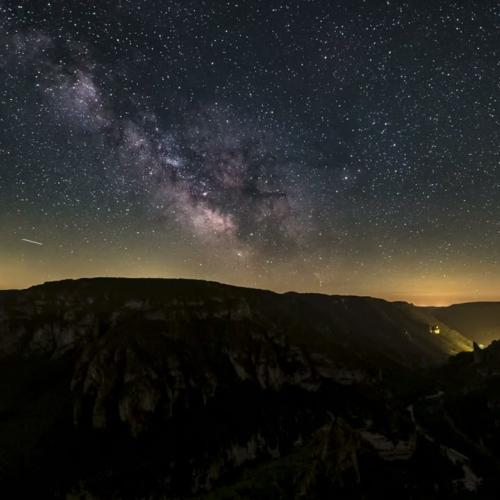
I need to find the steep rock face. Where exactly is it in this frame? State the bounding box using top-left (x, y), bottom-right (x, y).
top-left (204, 342), bottom-right (500, 500)
top-left (0, 278), bottom-right (472, 364)
top-left (0, 278), bottom-right (479, 498)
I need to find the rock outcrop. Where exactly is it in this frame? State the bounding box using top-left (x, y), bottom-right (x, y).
top-left (0, 278), bottom-right (493, 499)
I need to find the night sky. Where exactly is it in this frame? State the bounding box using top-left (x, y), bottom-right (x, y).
top-left (1, 0), bottom-right (499, 304)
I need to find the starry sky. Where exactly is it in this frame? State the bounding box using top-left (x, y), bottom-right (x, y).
top-left (1, 0), bottom-right (499, 305)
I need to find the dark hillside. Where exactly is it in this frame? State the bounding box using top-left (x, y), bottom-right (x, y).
top-left (0, 278), bottom-right (486, 498)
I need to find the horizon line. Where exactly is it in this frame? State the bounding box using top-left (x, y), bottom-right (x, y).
top-left (1, 275), bottom-right (499, 307)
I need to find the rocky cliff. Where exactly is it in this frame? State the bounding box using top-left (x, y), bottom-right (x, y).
top-left (1, 278), bottom-right (494, 498)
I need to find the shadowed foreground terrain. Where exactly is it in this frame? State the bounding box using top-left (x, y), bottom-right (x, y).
top-left (0, 278), bottom-right (499, 498)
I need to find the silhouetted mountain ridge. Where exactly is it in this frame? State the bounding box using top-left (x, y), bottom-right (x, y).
top-left (1, 278), bottom-right (498, 498)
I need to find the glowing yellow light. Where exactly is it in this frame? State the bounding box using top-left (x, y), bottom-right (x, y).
top-left (429, 325), bottom-right (441, 335)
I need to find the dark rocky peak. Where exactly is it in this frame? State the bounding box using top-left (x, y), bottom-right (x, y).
top-left (0, 278), bottom-right (483, 498)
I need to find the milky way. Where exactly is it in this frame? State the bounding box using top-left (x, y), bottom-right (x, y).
top-left (0, 1), bottom-right (499, 304)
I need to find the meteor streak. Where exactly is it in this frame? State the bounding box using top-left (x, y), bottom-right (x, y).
top-left (21, 238), bottom-right (43, 246)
